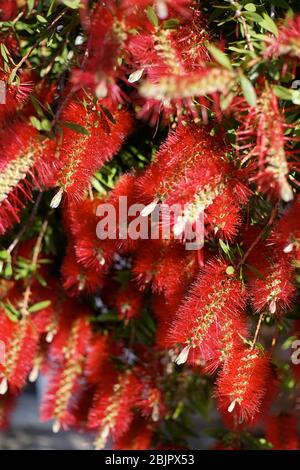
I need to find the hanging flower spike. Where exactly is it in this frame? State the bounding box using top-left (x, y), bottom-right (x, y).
top-left (236, 88), bottom-right (296, 202)
top-left (88, 369), bottom-right (141, 449)
top-left (216, 347), bottom-right (271, 425)
top-left (0, 0), bottom-right (17, 21)
top-left (85, 334), bottom-right (112, 385)
top-left (0, 122), bottom-right (57, 235)
top-left (0, 308), bottom-right (40, 394)
top-left (271, 195), bottom-right (300, 263)
top-left (138, 123), bottom-right (249, 242)
top-left (62, 198), bottom-right (116, 273)
top-left (168, 259), bottom-right (247, 366)
top-left (266, 414), bottom-right (299, 450)
top-left (128, 9), bottom-right (229, 122)
top-left (248, 252), bottom-right (296, 316)
top-left (40, 304), bottom-right (91, 432)
top-left (71, 2), bottom-right (130, 101)
top-left (52, 95), bottom-right (132, 205)
top-left (265, 15), bottom-right (300, 59)
top-left (61, 244), bottom-right (105, 296)
top-left (0, 71), bottom-right (34, 127)
top-left (115, 283), bottom-right (143, 323)
top-left (133, 240), bottom-right (198, 301)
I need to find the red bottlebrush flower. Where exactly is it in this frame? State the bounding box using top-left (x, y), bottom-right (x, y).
top-left (127, 10), bottom-right (233, 122)
top-left (0, 1), bottom-right (17, 21)
top-left (40, 305), bottom-right (91, 431)
top-left (71, 4), bottom-right (128, 100)
top-left (248, 251), bottom-right (296, 316)
top-left (271, 196), bottom-right (300, 262)
top-left (216, 347), bottom-right (271, 425)
top-left (133, 240), bottom-right (198, 301)
top-left (52, 95), bottom-right (132, 205)
top-left (138, 374), bottom-right (166, 422)
top-left (235, 88), bottom-right (296, 202)
top-left (168, 259), bottom-right (247, 366)
top-left (85, 334), bottom-right (112, 385)
top-left (265, 15), bottom-right (300, 59)
top-left (0, 71), bottom-right (34, 126)
top-left (0, 390), bottom-right (17, 430)
top-left (266, 414), bottom-right (299, 450)
top-left (47, 299), bottom-right (91, 364)
top-left (152, 293), bottom-right (182, 349)
top-left (114, 417), bottom-right (153, 450)
top-left (137, 123), bottom-right (249, 241)
top-left (0, 311), bottom-right (40, 394)
top-left (88, 369), bottom-right (141, 449)
top-left (115, 283), bottom-right (143, 322)
top-left (61, 244), bottom-right (105, 296)
top-left (63, 197), bottom-right (115, 273)
top-left (0, 122), bottom-right (57, 234)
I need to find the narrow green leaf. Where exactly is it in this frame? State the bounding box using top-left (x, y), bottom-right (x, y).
top-left (61, 121), bottom-right (90, 135)
top-left (207, 44), bottom-right (232, 70)
top-left (239, 74), bottom-right (257, 107)
top-left (28, 300), bottom-right (51, 313)
top-left (146, 6), bottom-right (158, 27)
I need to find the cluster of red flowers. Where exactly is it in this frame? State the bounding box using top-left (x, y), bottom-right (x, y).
top-left (0, 0), bottom-right (300, 450)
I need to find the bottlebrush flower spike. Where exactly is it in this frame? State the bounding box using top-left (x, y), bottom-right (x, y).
top-left (0, 0), bottom-right (17, 20)
top-left (0, 310), bottom-right (40, 394)
top-left (63, 198), bottom-right (115, 273)
top-left (168, 259), bottom-right (247, 365)
top-left (85, 334), bottom-right (112, 385)
top-left (235, 88), bottom-right (296, 202)
top-left (88, 369), bottom-right (141, 449)
top-left (271, 196), bottom-right (300, 262)
top-left (266, 415), bottom-right (299, 450)
top-left (40, 304), bottom-right (91, 431)
top-left (0, 71), bottom-right (34, 126)
top-left (248, 251), bottom-right (296, 316)
top-left (71, 3), bottom-right (129, 100)
top-left (216, 347), bottom-right (271, 425)
top-left (265, 15), bottom-right (300, 59)
top-left (115, 283), bottom-right (143, 323)
top-left (0, 121), bottom-right (57, 234)
top-left (133, 240), bottom-right (198, 301)
top-left (52, 95), bottom-right (132, 204)
top-left (114, 417), bottom-right (153, 450)
top-left (61, 245), bottom-right (105, 296)
top-left (127, 10), bottom-right (232, 121)
top-left (138, 123), bottom-right (250, 241)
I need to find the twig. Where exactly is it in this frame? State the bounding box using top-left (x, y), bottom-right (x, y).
top-left (8, 192), bottom-right (43, 255)
top-left (19, 219), bottom-right (49, 316)
top-left (251, 312), bottom-right (264, 349)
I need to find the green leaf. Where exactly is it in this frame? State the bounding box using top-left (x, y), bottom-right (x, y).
top-left (0, 250), bottom-right (10, 261)
top-left (0, 43), bottom-right (9, 62)
top-left (61, 0), bottom-right (81, 9)
top-left (273, 85), bottom-right (293, 101)
top-left (259, 13), bottom-right (278, 36)
top-left (36, 14), bottom-right (48, 24)
top-left (61, 121), bottom-right (90, 135)
top-left (244, 3), bottom-right (256, 12)
top-left (30, 116), bottom-right (42, 130)
top-left (207, 44), bottom-right (232, 70)
top-left (163, 18), bottom-right (180, 29)
top-left (30, 95), bottom-right (45, 117)
top-left (27, 0), bottom-right (34, 13)
top-left (146, 6), bottom-right (158, 28)
top-left (239, 74), bottom-right (257, 107)
top-left (28, 300), bottom-right (51, 313)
